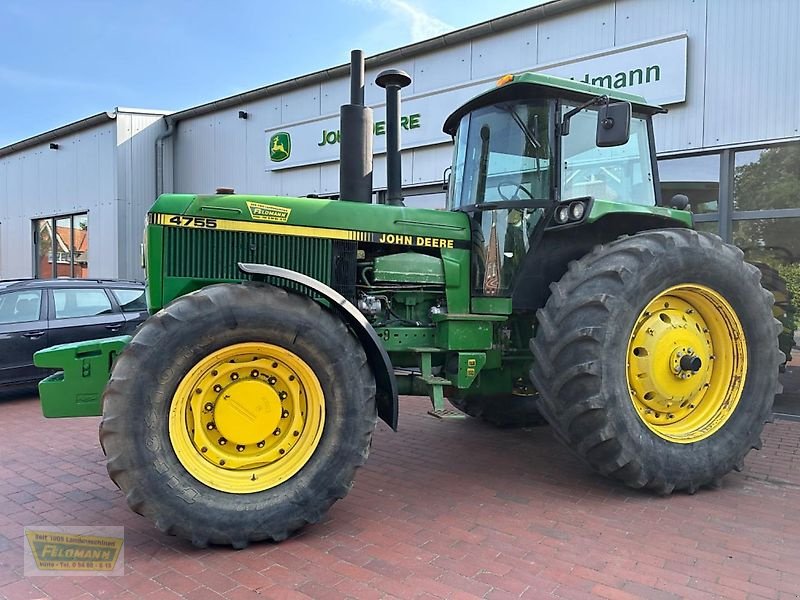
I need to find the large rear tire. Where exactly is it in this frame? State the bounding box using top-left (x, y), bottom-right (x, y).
top-left (99, 283), bottom-right (376, 547)
top-left (530, 229), bottom-right (781, 494)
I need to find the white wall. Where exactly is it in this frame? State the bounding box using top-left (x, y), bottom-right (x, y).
top-left (0, 120), bottom-right (117, 279)
top-left (0, 111), bottom-right (164, 279)
top-left (115, 112), bottom-right (165, 279)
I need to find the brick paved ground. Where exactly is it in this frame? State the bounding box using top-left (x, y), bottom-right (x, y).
top-left (1, 391), bottom-right (800, 600)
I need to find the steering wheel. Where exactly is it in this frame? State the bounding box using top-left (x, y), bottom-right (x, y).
top-left (497, 181), bottom-right (534, 202)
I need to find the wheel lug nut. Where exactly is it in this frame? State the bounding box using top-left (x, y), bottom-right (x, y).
top-left (273, 428), bottom-right (281, 436)
top-left (279, 391), bottom-right (288, 400)
top-left (282, 410), bottom-right (289, 418)
top-left (204, 402), bottom-right (214, 412)
top-left (236, 445), bottom-right (245, 452)
top-left (213, 384), bottom-right (222, 393)
top-left (230, 373), bottom-right (239, 381)
top-left (293, 431), bottom-right (299, 437)
top-left (268, 376), bottom-right (277, 385)
top-left (211, 370), bottom-right (218, 376)
top-left (272, 362), bottom-right (278, 368)
top-left (201, 446), bottom-right (207, 453)
top-left (257, 441), bottom-right (265, 448)
top-left (251, 369), bottom-right (260, 378)
top-left (289, 375), bottom-right (295, 381)
top-left (219, 460), bottom-right (225, 466)
top-left (207, 422), bottom-right (215, 430)
top-left (195, 388), bottom-right (202, 395)
top-left (279, 449), bottom-right (285, 455)
top-left (218, 437), bottom-right (227, 445)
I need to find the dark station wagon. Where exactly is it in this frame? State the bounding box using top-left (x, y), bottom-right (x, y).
top-left (0, 278), bottom-right (147, 387)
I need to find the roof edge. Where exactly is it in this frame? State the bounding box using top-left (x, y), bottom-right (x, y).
top-left (0, 111), bottom-right (116, 159)
top-left (167, 0), bottom-right (598, 124)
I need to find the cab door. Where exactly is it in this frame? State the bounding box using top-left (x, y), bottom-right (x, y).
top-left (0, 289), bottom-right (50, 385)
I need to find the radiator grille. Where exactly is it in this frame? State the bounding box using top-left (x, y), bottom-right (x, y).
top-left (163, 227), bottom-right (333, 285)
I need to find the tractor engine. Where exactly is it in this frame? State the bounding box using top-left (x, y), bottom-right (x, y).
top-left (356, 251), bottom-right (446, 327)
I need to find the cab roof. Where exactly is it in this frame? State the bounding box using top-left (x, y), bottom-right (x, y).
top-left (443, 72), bottom-right (665, 135)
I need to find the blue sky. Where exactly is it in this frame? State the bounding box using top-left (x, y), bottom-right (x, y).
top-left (0, 0), bottom-right (543, 147)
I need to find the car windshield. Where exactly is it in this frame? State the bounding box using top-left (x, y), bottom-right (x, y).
top-left (448, 100), bottom-right (553, 209)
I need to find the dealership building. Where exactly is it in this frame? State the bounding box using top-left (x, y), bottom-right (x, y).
top-left (1, 0), bottom-right (798, 284)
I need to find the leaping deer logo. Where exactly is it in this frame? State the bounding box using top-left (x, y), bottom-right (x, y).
top-left (269, 132), bottom-right (291, 162)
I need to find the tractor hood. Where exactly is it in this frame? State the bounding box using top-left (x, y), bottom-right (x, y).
top-left (149, 194), bottom-right (472, 251)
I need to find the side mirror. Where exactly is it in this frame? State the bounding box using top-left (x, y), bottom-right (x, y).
top-left (670, 194), bottom-right (690, 210)
top-left (596, 101), bottom-right (631, 147)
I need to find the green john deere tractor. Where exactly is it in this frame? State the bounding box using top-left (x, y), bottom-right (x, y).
top-left (36, 51), bottom-right (781, 548)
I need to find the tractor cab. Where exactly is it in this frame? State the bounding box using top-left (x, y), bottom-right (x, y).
top-left (443, 73), bottom-right (665, 297)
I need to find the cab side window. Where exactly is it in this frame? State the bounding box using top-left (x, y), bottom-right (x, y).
top-left (53, 289), bottom-right (113, 319)
top-left (0, 290), bottom-right (43, 324)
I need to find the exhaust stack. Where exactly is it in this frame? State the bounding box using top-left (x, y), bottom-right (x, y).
top-left (339, 50), bottom-right (374, 203)
top-left (376, 69), bottom-right (412, 206)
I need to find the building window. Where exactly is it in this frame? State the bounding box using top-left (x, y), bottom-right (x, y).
top-left (658, 153), bottom-right (721, 214)
top-left (733, 142), bottom-right (800, 212)
top-left (33, 213), bottom-right (89, 279)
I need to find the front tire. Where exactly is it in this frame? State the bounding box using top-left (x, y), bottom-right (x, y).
top-left (99, 283), bottom-right (376, 547)
top-left (530, 229), bottom-right (781, 494)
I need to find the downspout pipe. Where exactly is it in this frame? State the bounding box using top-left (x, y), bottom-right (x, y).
top-left (155, 116), bottom-right (176, 197)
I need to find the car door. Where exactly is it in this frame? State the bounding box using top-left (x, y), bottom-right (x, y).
top-left (108, 286), bottom-right (148, 334)
top-left (0, 288), bottom-right (49, 385)
top-left (47, 287), bottom-right (125, 347)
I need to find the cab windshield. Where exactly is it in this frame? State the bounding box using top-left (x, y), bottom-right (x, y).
top-left (448, 100), bottom-right (553, 209)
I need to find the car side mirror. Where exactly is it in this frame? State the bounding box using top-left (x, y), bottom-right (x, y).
top-left (596, 101), bottom-right (631, 147)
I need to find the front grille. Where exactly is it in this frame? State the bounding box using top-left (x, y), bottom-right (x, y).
top-left (163, 227), bottom-right (333, 285)
top-left (331, 240), bottom-right (357, 302)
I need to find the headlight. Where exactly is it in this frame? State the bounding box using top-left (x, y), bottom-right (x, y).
top-left (569, 201), bottom-right (586, 220)
top-left (555, 205), bottom-right (570, 224)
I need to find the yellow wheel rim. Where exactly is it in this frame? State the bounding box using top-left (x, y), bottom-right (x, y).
top-left (169, 342), bottom-right (325, 493)
top-left (625, 284), bottom-right (747, 444)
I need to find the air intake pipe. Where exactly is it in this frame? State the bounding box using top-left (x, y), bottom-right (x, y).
top-left (339, 50), bottom-right (374, 203)
top-left (376, 69), bottom-right (412, 206)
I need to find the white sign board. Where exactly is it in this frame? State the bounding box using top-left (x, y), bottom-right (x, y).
top-left (539, 35), bottom-right (687, 106)
top-left (267, 33), bottom-right (687, 171)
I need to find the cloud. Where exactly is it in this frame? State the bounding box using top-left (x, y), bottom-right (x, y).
top-left (355, 0), bottom-right (453, 41)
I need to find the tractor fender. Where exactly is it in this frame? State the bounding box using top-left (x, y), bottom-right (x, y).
top-left (238, 262), bottom-right (398, 430)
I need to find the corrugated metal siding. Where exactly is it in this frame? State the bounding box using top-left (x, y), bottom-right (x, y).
top-left (537, 2), bottom-right (616, 64)
top-left (0, 122), bottom-right (117, 278)
top-left (115, 112), bottom-right (165, 279)
top-left (703, 0), bottom-right (800, 147)
top-left (614, 0), bottom-right (708, 153)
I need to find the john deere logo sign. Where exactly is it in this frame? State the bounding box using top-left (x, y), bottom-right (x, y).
top-left (269, 132), bottom-right (291, 162)
top-left (25, 529), bottom-right (124, 574)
